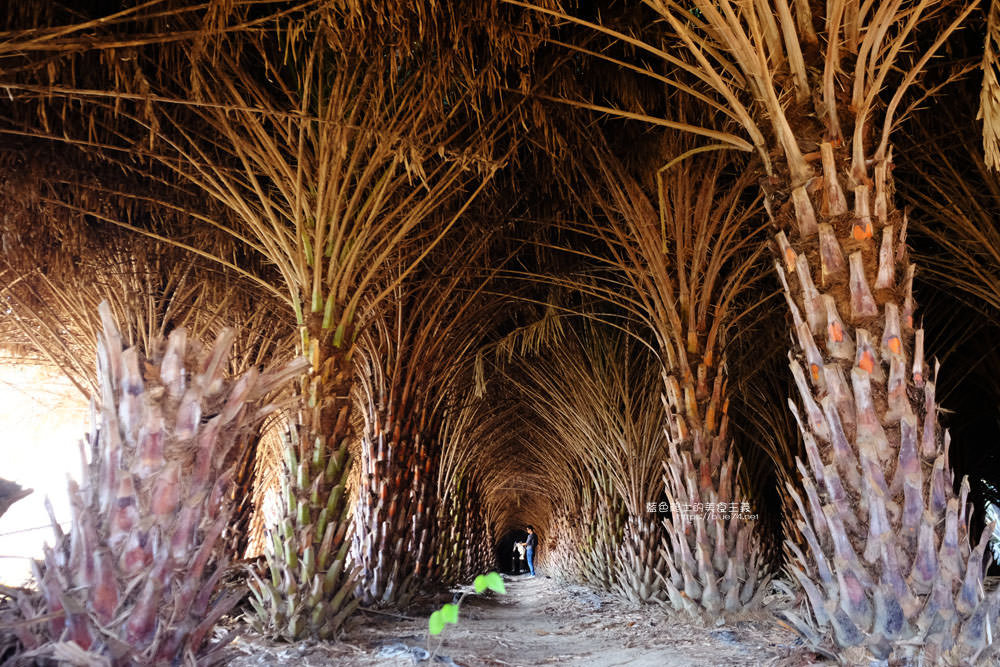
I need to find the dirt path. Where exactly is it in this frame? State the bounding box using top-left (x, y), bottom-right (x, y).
top-left (224, 574), bottom-right (816, 666)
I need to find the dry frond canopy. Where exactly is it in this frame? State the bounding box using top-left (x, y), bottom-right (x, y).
top-left (317, 0), bottom-right (558, 86)
top-left (981, 0), bottom-right (1000, 170)
top-left (494, 292), bottom-right (567, 363)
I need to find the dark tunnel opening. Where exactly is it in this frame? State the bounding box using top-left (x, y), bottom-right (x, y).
top-left (495, 529), bottom-right (529, 575)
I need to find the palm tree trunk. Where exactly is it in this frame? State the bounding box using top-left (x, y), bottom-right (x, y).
top-left (22, 305), bottom-right (303, 664)
top-left (432, 475), bottom-right (493, 583)
top-left (226, 432), bottom-right (261, 559)
top-left (458, 487), bottom-right (493, 579)
top-left (615, 513), bottom-right (663, 604)
top-left (247, 316), bottom-right (359, 640)
top-left (579, 477), bottom-right (625, 591)
top-left (775, 141), bottom-right (999, 661)
top-left (353, 394), bottom-right (437, 606)
top-left (659, 338), bottom-right (768, 615)
top-left (432, 478), bottom-right (465, 585)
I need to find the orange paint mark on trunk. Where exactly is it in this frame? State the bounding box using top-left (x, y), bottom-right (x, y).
top-left (853, 222), bottom-right (873, 240)
top-left (828, 321), bottom-right (844, 342)
top-left (784, 247), bottom-right (797, 272)
top-left (887, 336), bottom-right (901, 355)
top-left (858, 351), bottom-right (875, 373)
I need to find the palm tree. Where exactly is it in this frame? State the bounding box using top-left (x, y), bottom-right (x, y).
top-left (0, 211), bottom-right (296, 562)
top-left (510, 0), bottom-right (993, 659)
top-left (0, 0), bottom-right (523, 633)
top-left (350, 224), bottom-right (508, 605)
top-left (78, 14), bottom-right (504, 636)
top-left (567, 133), bottom-right (771, 616)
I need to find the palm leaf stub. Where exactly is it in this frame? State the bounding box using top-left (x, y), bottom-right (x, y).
top-left (8, 302), bottom-right (305, 665)
top-left (0, 479), bottom-right (31, 521)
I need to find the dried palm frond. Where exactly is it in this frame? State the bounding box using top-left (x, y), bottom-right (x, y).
top-left (899, 114), bottom-right (1000, 315)
top-left (981, 0), bottom-right (1000, 170)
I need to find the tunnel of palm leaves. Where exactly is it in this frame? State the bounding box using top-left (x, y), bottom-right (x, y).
top-left (3, 1), bottom-right (1000, 665)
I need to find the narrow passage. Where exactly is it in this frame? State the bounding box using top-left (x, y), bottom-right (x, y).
top-left (226, 575), bottom-right (808, 666)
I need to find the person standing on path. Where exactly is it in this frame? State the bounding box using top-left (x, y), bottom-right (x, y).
top-left (521, 526), bottom-right (537, 577)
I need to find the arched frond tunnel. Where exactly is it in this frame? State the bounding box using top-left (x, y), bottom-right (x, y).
top-left (3, 1), bottom-right (1000, 665)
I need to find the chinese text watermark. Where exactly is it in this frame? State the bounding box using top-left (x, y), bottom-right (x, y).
top-left (645, 501), bottom-right (758, 521)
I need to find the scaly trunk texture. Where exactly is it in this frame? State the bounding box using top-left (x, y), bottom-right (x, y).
top-left (614, 514), bottom-right (665, 604)
top-left (457, 485), bottom-right (494, 581)
top-left (776, 142), bottom-right (1000, 662)
top-left (660, 358), bottom-right (768, 616)
top-left (545, 484), bottom-right (623, 589)
top-left (353, 394), bottom-right (437, 606)
top-left (14, 303), bottom-right (303, 665)
top-left (595, 2), bottom-right (993, 655)
top-left (433, 478), bottom-right (493, 585)
top-left (226, 432), bottom-right (260, 559)
top-left (577, 478), bottom-right (625, 591)
top-left (545, 507), bottom-right (580, 581)
top-left (431, 477), bottom-right (467, 586)
top-left (247, 316), bottom-right (359, 639)
top-left (545, 511), bottom-right (579, 581)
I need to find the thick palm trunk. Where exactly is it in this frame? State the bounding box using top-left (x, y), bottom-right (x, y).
top-left (614, 514), bottom-right (664, 604)
top-left (578, 477), bottom-right (625, 591)
top-left (353, 395), bottom-right (437, 606)
top-left (248, 316), bottom-right (359, 639)
top-left (659, 346), bottom-right (768, 615)
top-left (433, 479), bottom-right (490, 584)
top-left (545, 510), bottom-right (578, 581)
top-left (775, 143), bottom-right (999, 661)
top-left (455, 486), bottom-right (494, 580)
top-left (544, 485), bottom-right (623, 588)
top-left (15, 305), bottom-right (302, 664)
top-left (432, 478), bottom-right (468, 585)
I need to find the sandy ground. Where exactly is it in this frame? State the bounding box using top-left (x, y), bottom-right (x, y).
top-left (222, 574), bottom-right (826, 667)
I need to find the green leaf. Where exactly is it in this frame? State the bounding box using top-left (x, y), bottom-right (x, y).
top-left (473, 575), bottom-right (487, 594)
top-left (484, 572), bottom-right (506, 594)
top-left (441, 603), bottom-right (459, 624)
top-left (428, 609), bottom-right (445, 636)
